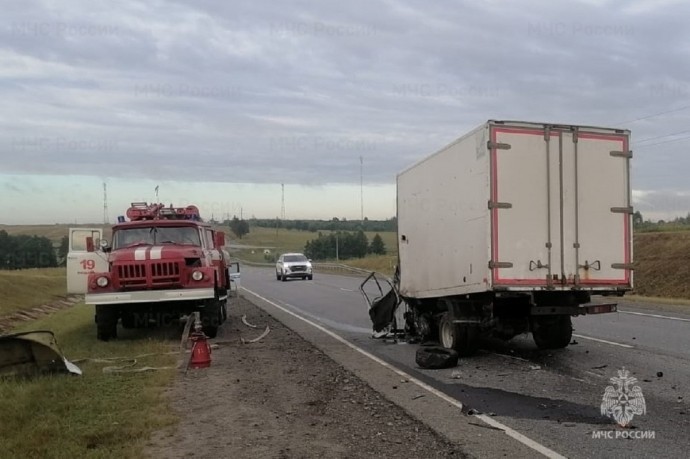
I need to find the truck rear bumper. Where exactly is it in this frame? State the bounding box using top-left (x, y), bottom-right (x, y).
top-left (531, 303), bottom-right (618, 316)
top-left (85, 288), bottom-right (215, 305)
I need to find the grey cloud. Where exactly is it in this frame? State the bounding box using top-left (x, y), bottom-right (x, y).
top-left (1, 0), bottom-right (689, 204)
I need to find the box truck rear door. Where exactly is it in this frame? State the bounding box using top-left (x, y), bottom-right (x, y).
top-left (490, 125), bottom-right (631, 289)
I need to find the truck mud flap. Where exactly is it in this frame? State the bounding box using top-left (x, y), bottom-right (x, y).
top-left (360, 272), bottom-right (402, 333)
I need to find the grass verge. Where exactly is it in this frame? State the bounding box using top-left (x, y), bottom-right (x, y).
top-left (0, 304), bottom-right (178, 458)
top-left (0, 268), bottom-right (67, 316)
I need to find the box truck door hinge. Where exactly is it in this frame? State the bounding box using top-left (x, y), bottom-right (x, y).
top-left (610, 150), bottom-right (633, 159)
top-left (487, 141), bottom-right (511, 150)
top-left (610, 206), bottom-right (633, 214)
top-left (488, 201), bottom-right (512, 209)
top-left (489, 261), bottom-right (513, 269)
top-left (611, 263), bottom-right (634, 270)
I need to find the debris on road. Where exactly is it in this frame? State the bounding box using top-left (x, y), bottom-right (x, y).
top-left (241, 314), bottom-right (258, 329)
top-left (241, 325), bottom-right (270, 344)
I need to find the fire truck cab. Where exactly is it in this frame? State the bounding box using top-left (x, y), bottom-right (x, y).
top-left (68, 202), bottom-right (233, 341)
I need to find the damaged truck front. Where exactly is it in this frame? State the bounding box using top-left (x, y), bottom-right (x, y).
top-left (363, 120), bottom-right (632, 356)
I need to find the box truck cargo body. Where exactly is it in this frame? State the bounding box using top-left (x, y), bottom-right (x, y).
top-left (398, 120), bottom-right (632, 296)
top-left (383, 120), bottom-right (630, 354)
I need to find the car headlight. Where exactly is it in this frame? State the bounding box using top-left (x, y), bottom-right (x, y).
top-left (192, 271), bottom-right (204, 281)
top-left (96, 276), bottom-right (109, 287)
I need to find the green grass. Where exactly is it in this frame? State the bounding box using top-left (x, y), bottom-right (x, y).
top-left (0, 304), bottom-right (178, 458)
top-left (0, 268), bottom-right (67, 316)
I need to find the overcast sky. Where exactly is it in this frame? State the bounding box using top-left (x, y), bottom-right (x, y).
top-left (2, 0), bottom-right (690, 224)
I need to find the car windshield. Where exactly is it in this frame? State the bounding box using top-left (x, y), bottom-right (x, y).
top-left (284, 255), bottom-right (308, 262)
top-left (113, 226), bottom-right (201, 248)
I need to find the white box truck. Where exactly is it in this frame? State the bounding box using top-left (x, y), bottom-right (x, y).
top-left (363, 120), bottom-right (631, 356)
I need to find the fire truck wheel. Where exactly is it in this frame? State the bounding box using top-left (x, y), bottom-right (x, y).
top-left (532, 315), bottom-right (573, 349)
top-left (96, 305), bottom-right (118, 341)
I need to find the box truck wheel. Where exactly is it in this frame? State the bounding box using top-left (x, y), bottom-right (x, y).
top-left (95, 305), bottom-right (118, 341)
top-left (439, 313), bottom-right (478, 357)
top-left (532, 315), bottom-right (573, 349)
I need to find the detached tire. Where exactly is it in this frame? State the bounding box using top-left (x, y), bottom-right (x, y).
top-left (415, 346), bottom-right (459, 369)
top-left (532, 315), bottom-right (573, 349)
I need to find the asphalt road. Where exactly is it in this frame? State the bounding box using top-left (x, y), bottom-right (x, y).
top-left (238, 266), bottom-right (690, 459)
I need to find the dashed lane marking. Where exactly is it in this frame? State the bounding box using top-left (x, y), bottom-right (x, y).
top-left (619, 310), bottom-right (690, 322)
top-left (572, 334), bottom-right (634, 348)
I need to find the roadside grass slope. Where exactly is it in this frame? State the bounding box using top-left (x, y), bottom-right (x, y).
top-left (633, 231), bottom-right (690, 300)
top-left (0, 303), bottom-right (177, 458)
top-left (0, 268), bottom-right (67, 316)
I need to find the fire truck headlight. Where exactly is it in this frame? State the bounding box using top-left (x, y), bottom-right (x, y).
top-left (192, 271), bottom-right (204, 281)
top-left (96, 276), bottom-right (109, 287)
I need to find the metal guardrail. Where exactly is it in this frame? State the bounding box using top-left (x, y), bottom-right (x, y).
top-left (235, 259), bottom-right (371, 276)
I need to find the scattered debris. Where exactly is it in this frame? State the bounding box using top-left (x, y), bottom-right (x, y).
top-left (467, 409), bottom-right (480, 415)
top-left (657, 371), bottom-right (663, 378)
top-left (0, 330), bottom-right (81, 377)
top-left (412, 394), bottom-right (425, 400)
top-left (468, 422), bottom-right (504, 431)
top-left (591, 364), bottom-right (608, 370)
top-left (241, 325), bottom-right (271, 344)
top-left (241, 314), bottom-right (258, 329)
top-left (570, 340), bottom-right (579, 345)
top-left (529, 365), bottom-right (541, 370)
top-left (450, 370), bottom-right (463, 379)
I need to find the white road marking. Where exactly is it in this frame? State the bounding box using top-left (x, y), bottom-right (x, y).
top-left (339, 288), bottom-right (355, 292)
top-left (572, 334), bottom-right (634, 348)
top-left (243, 286), bottom-right (566, 459)
top-left (619, 309), bottom-right (690, 322)
top-left (134, 247), bottom-right (148, 260)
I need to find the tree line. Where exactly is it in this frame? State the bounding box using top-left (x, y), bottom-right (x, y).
top-left (304, 231), bottom-right (386, 260)
top-left (251, 217), bottom-right (397, 233)
top-left (0, 230), bottom-right (60, 269)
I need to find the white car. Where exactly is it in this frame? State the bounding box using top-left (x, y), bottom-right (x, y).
top-left (276, 253), bottom-right (313, 281)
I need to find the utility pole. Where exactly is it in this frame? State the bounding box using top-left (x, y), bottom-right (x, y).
top-left (359, 156), bottom-right (364, 224)
top-left (103, 182), bottom-right (109, 224)
top-left (281, 183), bottom-right (286, 220)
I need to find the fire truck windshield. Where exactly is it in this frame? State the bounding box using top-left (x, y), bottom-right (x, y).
top-left (113, 226), bottom-right (202, 249)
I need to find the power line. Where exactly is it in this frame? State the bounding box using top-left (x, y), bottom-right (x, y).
top-left (635, 128), bottom-right (690, 144)
top-left (635, 133), bottom-right (690, 149)
top-left (615, 104), bottom-right (690, 125)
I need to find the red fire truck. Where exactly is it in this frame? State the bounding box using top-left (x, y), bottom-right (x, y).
top-left (67, 203), bottom-right (233, 341)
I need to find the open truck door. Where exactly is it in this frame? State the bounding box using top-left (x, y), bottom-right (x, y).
top-left (66, 228), bottom-right (108, 294)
